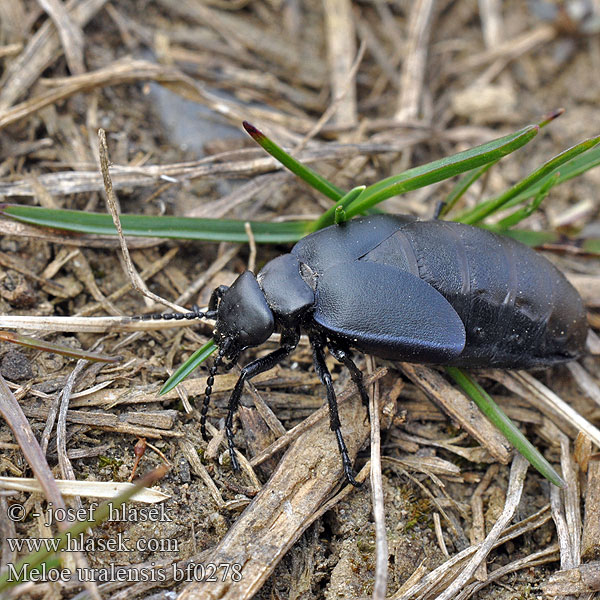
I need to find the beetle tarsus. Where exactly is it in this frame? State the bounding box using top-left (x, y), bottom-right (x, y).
top-left (226, 425), bottom-right (240, 472)
top-left (334, 429), bottom-right (361, 487)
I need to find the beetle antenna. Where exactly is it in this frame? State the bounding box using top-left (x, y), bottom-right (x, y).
top-left (200, 341), bottom-right (230, 441)
top-left (132, 304), bottom-right (217, 322)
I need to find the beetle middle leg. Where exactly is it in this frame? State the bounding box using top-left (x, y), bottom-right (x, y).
top-left (222, 329), bottom-right (299, 471)
top-left (433, 200), bottom-right (446, 220)
top-left (327, 341), bottom-right (369, 408)
top-left (310, 334), bottom-right (360, 487)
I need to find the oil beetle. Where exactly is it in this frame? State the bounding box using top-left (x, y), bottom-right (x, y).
top-left (146, 214), bottom-right (588, 485)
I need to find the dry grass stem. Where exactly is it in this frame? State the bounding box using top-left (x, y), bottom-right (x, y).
top-left (581, 458), bottom-right (600, 560)
top-left (99, 128), bottom-right (188, 314)
top-left (490, 370), bottom-right (600, 447)
top-left (395, 0), bottom-right (436, 121)
top-left (0, 0), bottom-right (107, 110)
top-left (399, 363), bottom-right (512, 463)
top-left (390, 502), bottom-right (551, 600)
top-left (547, 424), bottom-right (580, 573)
top-left (457, 544), bottom-right (560, 600)
top-left (469, 463), bottom-right (499, 581)
top-left (296, 41), bottom-right (366, 152)
top-left (367, 356), bottom-right (388, 600)
top-left (0, 374), bottom-right (69, 530)
top-left (37, 0), bottom-right (86, 76)
top-left (433, 512), bottom-right (449, 558)
top-left (323, 0), bottom-right (357, 126)
top-left (566, 361), bottom-right (600, 408)
top-left (0, 477), bottom-right (169, 504)
top-left (429, 454), bottom-right (529, 600)
top-left (0, 314), bottom-right (211, 332)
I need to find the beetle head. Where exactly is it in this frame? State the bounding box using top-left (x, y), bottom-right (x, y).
top-left (213, 271), bottom-right (275, 358)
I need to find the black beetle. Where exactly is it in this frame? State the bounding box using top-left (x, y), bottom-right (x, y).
top-left (148, 214), bottom-right (588, 485)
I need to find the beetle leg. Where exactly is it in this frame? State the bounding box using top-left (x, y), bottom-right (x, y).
top-left (433, 200), bottom-right (446, 220)
top-left (310, 334), bottom-right (360, 487)
top-left (327, 341), bottom-right (369, 409)
top-left (224, 330), bottom-right (299, 472)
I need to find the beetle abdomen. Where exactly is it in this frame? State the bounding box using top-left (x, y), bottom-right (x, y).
top-left (361, 220), bottom-right (587, 367)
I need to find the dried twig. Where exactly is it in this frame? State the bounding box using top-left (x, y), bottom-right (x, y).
top-left (0, 374), bottom-right (68, 529)
top-left (488, 370), bottom-right (600, 447)
top-left (367, 356), bottom-right (388, 600)
top-left (399, 364), bottom-right (512, 463)
top-left (323, 0), bottom-right (357, 125)
top-left (98, 128), bottom-right (189, 314)
top-left (37, 0), bottom-right (86, 75)
top-left (582, 458), bottom-right (600, 560)
top-left (434, 454), bottom-right (529, 600)
top-left (395, 0), bottom-right (436, 121)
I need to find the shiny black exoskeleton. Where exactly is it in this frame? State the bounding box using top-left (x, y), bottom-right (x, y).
top-left (152, 215), bottom-right (588, 485)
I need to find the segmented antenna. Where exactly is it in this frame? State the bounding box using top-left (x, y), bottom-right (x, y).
top-left (200, 342), bottom-right (229, 441)
top-left (132, 305), bottom-right (217, 321)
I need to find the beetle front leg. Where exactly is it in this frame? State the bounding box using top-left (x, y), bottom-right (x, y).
top-left (310, 335), bottom-right (360, 487)
top-left (224, 330), bottom-right (299, 472)
top-left (327, 341), bottom-right (369, 408)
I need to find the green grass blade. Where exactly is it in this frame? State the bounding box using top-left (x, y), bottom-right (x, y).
top-left (334, 206), bottom-right (347, 224)
top-left (0, 332), bottom-right (120, 363)
top-left (489, 142), bottom-right (600, 214)
top-left (160, 340), bottom-right (216, 396)
top-left (446, 367), bottom-right (564, 487)
top-left (496, 171), bottom-right (560, 229)
top-left (483, 227), bottom-right (559, 246)
top-left (439, 160), bottom-right (500, 219)
top-left (339, 185), bottom-right (366, 209)
top-left (537, 107), bottom-right (565, 128)
top-left (475, 225), bottom-right (600, 256)
top-left (321, 125), bottom-right (540, 225)
top-left (457, 136), bottom-right (600, 224)
top-left (315, 185), bottom-right (365, 229)
top-left (0, 205), bottom-right (312, 244)
top-left (242, 121), bottom-right (345, 201)
top-left (583, 239), bottom-right (600, 253)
